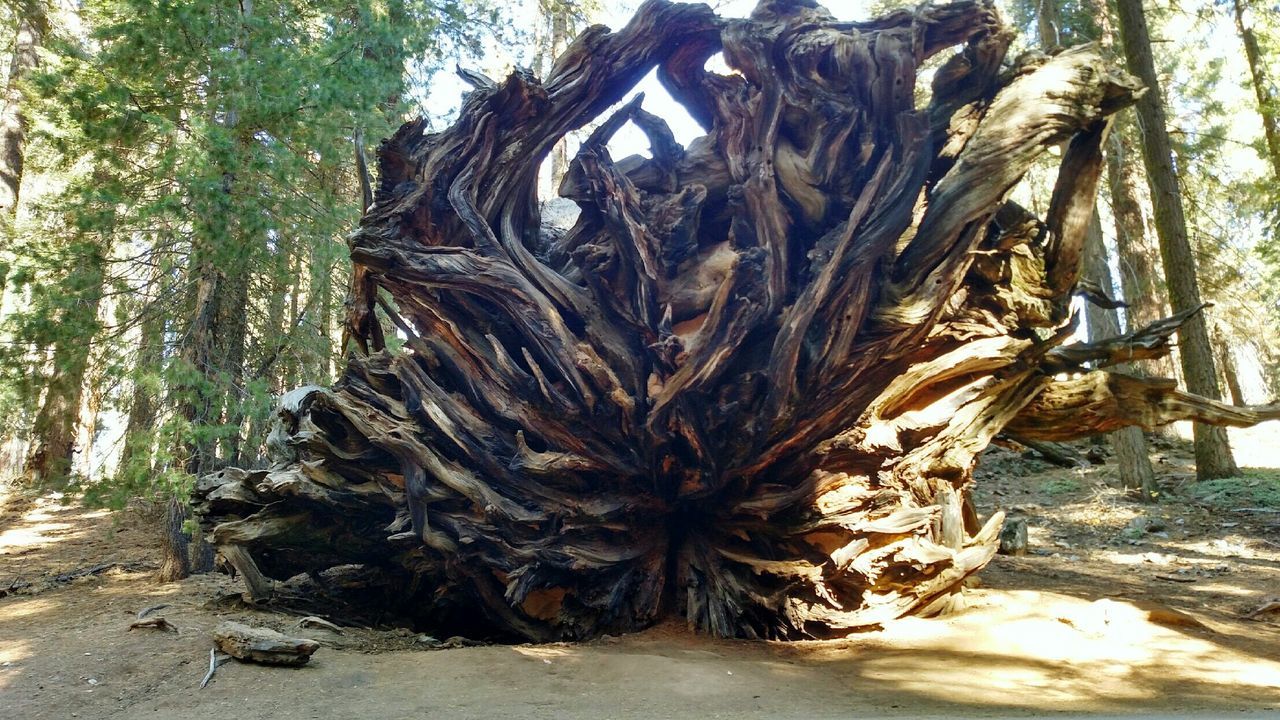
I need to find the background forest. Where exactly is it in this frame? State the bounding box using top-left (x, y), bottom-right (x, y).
top-left (1, 0), bottom-right (1278, 573)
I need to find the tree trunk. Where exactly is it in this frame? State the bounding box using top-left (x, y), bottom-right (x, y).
top-left (314, 243), bottom-right (335, 381)
top-left (157, 497), bottom-right (191, 583)
top-left (1089, 0), bottom-right (1177, 384)
top-left (1106, 124), bottom-right (1175, 377)
top-left (22, 245), bottom-right (106, 486)
top-left (1232, 0), bottom-right (1280, 180)
top-left (1082, 211), bottom-right (1156, 500)
top-left (1046, 0), bottom-right (1156, 498)
top-left (0, 3), bottom-right (46, 218)
top-left (1114, 0), bottom-right (1239, 480)
top-left (0, 2), bottom-right (48, 305)
top-left (536, 0), bottom-right (582, 189)
top-left (1214, 329), bottom-right (1246, 407)
top-left (171, 0), bottom-right (256, 583)
top-left (1037, 0), bottom-right (1061, 47)
top-left (118, 293), bottom-right (164, 479)
top-left (194, 0), bottom-right (1276, 641)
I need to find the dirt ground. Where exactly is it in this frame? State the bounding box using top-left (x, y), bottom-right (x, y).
top-left (3, 426), bottom-right (1280, 719)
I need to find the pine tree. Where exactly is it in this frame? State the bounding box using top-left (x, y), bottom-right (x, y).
top-left (1115, 0), bottom-right (1239, 480)
top-left (2, 0), bottom-right (500, 498)
top-left (1037, 0), bottom-right (1157, 495)
top-left (0, 0), bottom-right (46, 221)
top-left (1232, 0), bottom-right (1280, 180)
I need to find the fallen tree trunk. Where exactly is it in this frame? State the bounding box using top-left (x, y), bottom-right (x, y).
top-left (194, 0), bottom-right (1276, 640)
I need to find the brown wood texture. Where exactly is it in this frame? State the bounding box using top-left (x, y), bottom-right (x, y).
top-left (192, 0), bottom-right (1273, 641)
top-left (1115, 0), bottom-right (1239, 479)
top-left (212, 621), bottom-right (320, 666)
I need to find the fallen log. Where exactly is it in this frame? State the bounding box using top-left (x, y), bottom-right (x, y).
top-left (193, 0), bottom-right (1277, 641)
top-left (0, 561), bottom-right (154, 599)
top-left (212, 621), bottom-right (320, 666)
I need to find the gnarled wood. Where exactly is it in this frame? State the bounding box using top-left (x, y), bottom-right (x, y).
top-left (193, 0), bottom-right (1270, 641)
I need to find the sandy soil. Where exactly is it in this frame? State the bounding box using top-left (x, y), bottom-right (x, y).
top-left (3, 427), bottom-right (1280, 719)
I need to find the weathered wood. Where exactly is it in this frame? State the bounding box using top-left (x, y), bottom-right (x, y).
top-left (1006, 434), bottom-right (1086, 468)
top-left (1006, 372), bottom-right (1280, 442)
top-left (212, 621), bottom-right (319, 666)
top-left (219, 545), bottom-right (274, 603)
top-left (192, 0), bottom-right (1272, 642)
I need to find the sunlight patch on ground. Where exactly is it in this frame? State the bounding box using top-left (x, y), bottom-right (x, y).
top-left (1230, 426), bottom-right (1280, 469)
top-left (0, 638), bottom-right (30, 692)
top-left (0, 597), bottom-right (56, 621)
top-left (0, 520), bottom-right (76, 550)
top-left (0, 495), bottom-right (109, 555)
top-left (1172, 536), bottom-right (1273, 561)
top-left (806, 590), bottom-right (1280, 709)
top-left (512, 646), bottom-right (576, 661)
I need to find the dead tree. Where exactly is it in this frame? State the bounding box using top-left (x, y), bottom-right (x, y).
top-left (194, 0), bottom-right (1280, 641)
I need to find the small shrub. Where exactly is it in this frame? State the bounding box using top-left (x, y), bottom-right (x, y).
top-left (1192, 469), bottom-right (1280, 509)
top-left (1042, 476), bottom-right (1083, 496)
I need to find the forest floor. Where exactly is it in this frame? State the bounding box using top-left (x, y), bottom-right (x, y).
top-left (2, 427), bottom-right (1280, 719)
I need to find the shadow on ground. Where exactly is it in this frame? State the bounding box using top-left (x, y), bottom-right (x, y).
top-left (2, 425), bottom-right (1279, 719)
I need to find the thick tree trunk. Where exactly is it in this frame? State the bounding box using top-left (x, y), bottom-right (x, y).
top-left (1232, 0), bottom-right (1280, 180)
top-left (23, 345), bottom-right (93, 486)
top-left (157, 497), bottom-right (192, 583)
top-left (1114, 0), bottom-right (1239, 480)
top-left (194, 0), bottom-right (1275, 641)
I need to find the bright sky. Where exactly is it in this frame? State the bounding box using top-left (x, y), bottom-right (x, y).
top-left (416, 0), bottom-right (876, 161)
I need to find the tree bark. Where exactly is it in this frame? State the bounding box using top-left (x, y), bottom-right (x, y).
top-left (118, 293), bottom-right (164, 478)
top-left (1082, 211), bottom-right (1156, 500)
top-left (535, 0), bottom-right (586, 189)
top-left (1046, 0), bottom-right (1156, 497)
top-left (1091, 0), bottom-right (1176, 383)
top-left (193, 0), bottom-right (1271, 641)
top-left (0, 1), bottom-right (48, 306)
top-left (0, 2), bottom-right (45, 219)
top-left (157, 497), bottom-right (192, 583)
top-left (22, 243), bottom-right (106, 486)
top-left (1214, 329), bottom-right (1246, 407)
top-left (1114, 0), bottom-right (1239, 480)
top-left (1232, 0), bottom-right (1280, 180)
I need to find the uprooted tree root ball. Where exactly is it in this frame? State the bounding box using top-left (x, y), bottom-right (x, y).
top-left (194, 0), bottom-right (1280, 641)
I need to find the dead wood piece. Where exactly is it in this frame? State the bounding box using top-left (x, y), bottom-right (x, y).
top-left (212, 621), bottom-right (320, 666)
top-left (1006, 434), bottom-right (1086, 468)
top-left (294, 616), bottom-right (344, 634)
top-left (137, 603), bottom-right (170, 619)
top-left (199, 648), bottom-right (232, 689)
top-left (0, 560), bottom-right (153, 599)
top-left (129, 617), bottom-right (179, 633)
top-left (219, 545), bottom-right (274, 603)
top-left (1243, 598), bottom-right (1280, 619)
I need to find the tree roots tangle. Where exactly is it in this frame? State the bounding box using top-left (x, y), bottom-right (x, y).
top-left (195, 0), bottom-right (1277, 641)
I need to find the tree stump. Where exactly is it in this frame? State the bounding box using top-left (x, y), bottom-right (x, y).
top-left (194, 0), bottom-right (1280, 641)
